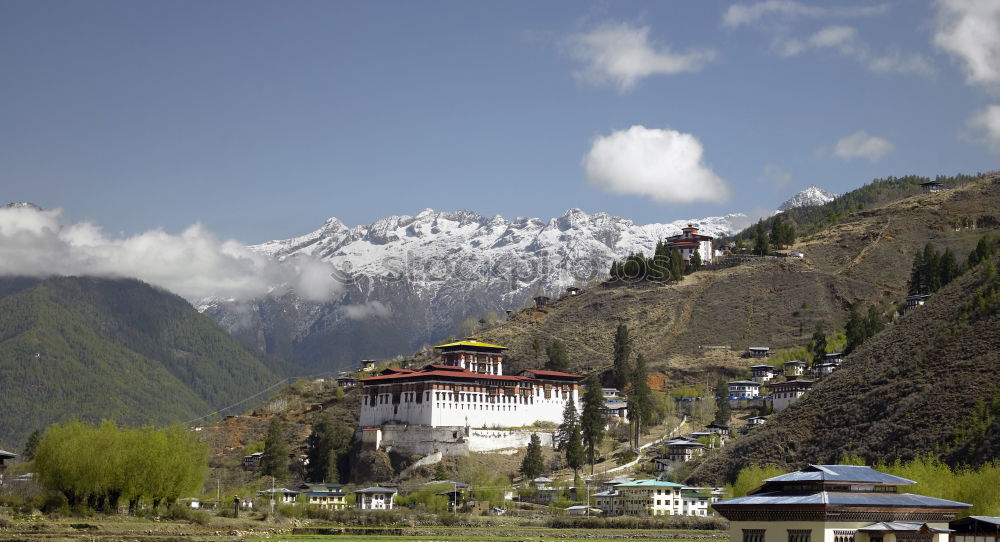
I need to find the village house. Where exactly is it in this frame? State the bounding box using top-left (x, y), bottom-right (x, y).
top-left (359, 340), bottom-right (582, 430)
top-left (951, 516), bottom-right (1000, 542)
top-left (533, 296), bottom-right (551, 307)
top-left (257, 487), bottom-right (299, 504)
top-left (730, 380), bottom-right (762, 399)
top-left (682, 488), bottom-right (712, 516)
top-left (241, 451), bottom-right (264, 470)
top-left (748, 346), bottom-right (771, 358)
top-left (713, 464), bottom-right (970, 542)
top-left (813, 362), bottom-right (838, 377)
top-left (769, 380), bottom-right (814, 412)
top-left (601, 388), bottom-right (628, 422)
top-left (360, 359), bottom-right (377, 372)
top-left (354, 487), bottom-right (397, 510)
top-left (746, 415), bottom-right (768, 426)
top-left (707, 423), bottom-right (731, 437)
top-left (566, 286), bottom-right (581, 296)
top-left (664, 438), bottom-right (706, 462)
top-left (665, 224), bottom-right (715, 263)
top-left (566, 504), bottom-right (602, 516)
top-left (906, 294), bottom-right (930, 310)
top-left (608, 479), bottom-right (687, 516)
top-left (301, 483), bottom-right (348, 509)
top-left (784, 360), bottom-right (808, 378)
top-left (0, 450), bottom-right (15, 474)
top-left (750, 364), bottom-right (777, 383)
top-left (335, 375), bottom-right (359, 389)
top-left (824, 352), bottom-right (844, 365)
top-left (921, 180), bottom-right (945, 193)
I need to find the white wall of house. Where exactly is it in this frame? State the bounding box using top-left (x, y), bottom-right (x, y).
top-left (773, 390), bottom-right (807, 412)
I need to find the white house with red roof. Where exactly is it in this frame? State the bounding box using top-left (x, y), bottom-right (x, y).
top-left (359, 340), bottom-right (582, 429)
top-left (665, 224), bottom-right (715, 263)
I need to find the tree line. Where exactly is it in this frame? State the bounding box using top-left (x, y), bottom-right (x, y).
top-left (33, 421), bottom-right (208, 513)
top-left (608, 241), bottom-right (692, 283)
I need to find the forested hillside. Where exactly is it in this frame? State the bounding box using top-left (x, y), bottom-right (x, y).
top-left (687, 249), bottom-right (1000, 484)
top-left (0, 276), bottom-right (295, 448)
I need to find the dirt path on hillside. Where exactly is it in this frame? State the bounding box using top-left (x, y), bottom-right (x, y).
top-left (658, 274), bottom-right (714, 350)
top-left (838, 217), bottom-right (892, 275)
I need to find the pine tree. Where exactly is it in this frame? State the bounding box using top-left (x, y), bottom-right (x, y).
top-left (520, 433), bottom-right (544, 479)
top-left (545, 340), bottom-right (569, 371)
top-left (559, 401), bottom-right (585, 475)
top-left (968, 236), bottom-right (996, 269)
top-left (262, 417), bottom-right (289, 479)
top-left (22, 429), bottom-right (41, 461)
top-left (306, 417), bottom-right (352, 483)
top-left (809, 323), bottom-right (827, 364)
top-left (753, 222), bottom-right (770, 255)
top-left (580, 373), bottom-right (606, 474)
top-left (940, 248), bottom-right (959, 287)
top-left (627, 354), bottom-right (654, 449)
top-left (713, 379), bottom-right (731, 425)
top-left (865, 305), bottom-right (884, 338)
top-left (612, 324), bottom-right (632, 388)
top-left (669, 248), bottom-right (685, 282)
top-left (844, 306), bottom-right (866, 354)
top-left (689, 250), bottom-right (702, 271)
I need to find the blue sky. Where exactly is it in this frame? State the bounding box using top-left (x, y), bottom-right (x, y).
top-left (2, 0), bottom-right (998, 243)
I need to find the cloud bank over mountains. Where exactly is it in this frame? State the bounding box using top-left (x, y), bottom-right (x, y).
top-left (0, 204), bottom-right (342, 303)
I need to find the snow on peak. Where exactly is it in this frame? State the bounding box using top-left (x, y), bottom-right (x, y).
top-left (778, 185), bottom-right (836, 211)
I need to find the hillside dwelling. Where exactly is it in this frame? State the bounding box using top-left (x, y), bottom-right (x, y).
top-left (533, 476), bottom-right (554, 490)
top-left (824, 352), bottom-right (845, 365)
top-left (921, 180), bottom-right (945, 193)
top-left (601, 475), bottom-right (634, 493)
top-left (354, 487), bottom-right (397, 510)
top-left (336, 376), bottom-right (359, 389)
top-left (533, 296), bottom-right (551, 307)
top-left (665, 438), bottom-right (706, 462)
top-left (712, 464), bottom-right (970, 542)
top-left (750, 364), bottom-right (777, 383)
top-left (258, 488), bottom-right (300, 504)
top-left (359, 340), bottom-right (582, 429)
top-left (729, 380), bottom-right (762, 399)
top-left (906, 294), bottom-right (930, 310)
top-left (747, 415), bottom-right (768, 426)
top-left (814, 362), bottom-right (838, 376)
top-left (601, 388), bottom-right (628, 421)
top-left (0, 450), bottom-right (15, 473)
top-left (241, 451), bottom-right (264, 470)
top-left (748, 346), bottom-right (771, 358)
top-left (769, 380), bottom-right (814, 412)
top-left (790, 250), bottom-right (805, 258)
top-left (706, 423), bottom-right (731, 437)
top-left (566, 287), bottom-right (581, 296)
top-left (360, 359), bottom-right (377, 372)
top-left (784, 360), bottom-right (808, 377)
top-left (653, 457), bottom-right (673, 473)
top-left (665, 224), bottom-right (715, 263)
top-left (951, 516), bottom-right (1000, 542)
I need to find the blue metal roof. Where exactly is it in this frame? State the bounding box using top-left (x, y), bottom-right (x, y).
top-left (969, 517), bottom-right (1000, 525)
top-left (715, 491), bottom-right (970, 509)
top-left (765, 465), bottom-right (916, 485)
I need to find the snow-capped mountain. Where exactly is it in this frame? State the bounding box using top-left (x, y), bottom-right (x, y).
top-left (204, 209), bottom-right (747, 372)
top-left (777, 186), bottom-right (836, 211)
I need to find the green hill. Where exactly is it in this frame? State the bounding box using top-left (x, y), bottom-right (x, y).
top-left (0, 276), bottom-right (295, 448)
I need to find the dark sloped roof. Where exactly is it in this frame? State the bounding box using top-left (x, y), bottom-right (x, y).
top-left (0, 450), bottom-right (16, 459)
top-left (715, 491), bottom-right (970, 509)
top-left (765, 465), bottom-right (915, 485)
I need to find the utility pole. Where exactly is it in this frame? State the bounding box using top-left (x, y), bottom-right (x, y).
top-left (270, 476), bottom-right (275, 519)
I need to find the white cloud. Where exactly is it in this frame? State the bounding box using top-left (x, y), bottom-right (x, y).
top-left (0, 205), bottom-right (343, 303)
top-left (723, 1), bottom-right (889, 28)
top-left (966, 105), bottom-right (1000, 153)
top-left (340, 301), bottom-right (391, 320)
top-left (582, 125), bottom-right (730, 204)
top-left (833, 130), bottom-right (895, 161)
top-left (778, 25), bottom-right (933, 75)
top-left (934, 0), bottom-right (1000, 89)
top-left (565, 22), bottom-right (716, 92)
